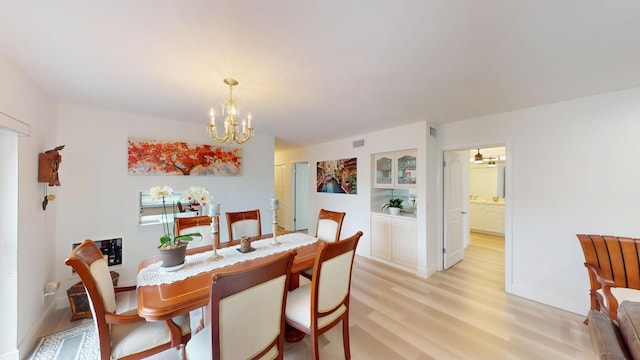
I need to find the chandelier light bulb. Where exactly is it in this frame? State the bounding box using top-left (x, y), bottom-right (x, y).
top-left (207, 78), bottom-right (254, 145)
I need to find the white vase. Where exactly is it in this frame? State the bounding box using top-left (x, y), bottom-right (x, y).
top-left (389, 207), bottom-right (400, 215)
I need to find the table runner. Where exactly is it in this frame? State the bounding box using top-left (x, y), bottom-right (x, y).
top-left (137, 233), bottom-right (317, 287)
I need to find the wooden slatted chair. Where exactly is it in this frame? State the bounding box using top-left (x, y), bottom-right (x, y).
top-left (185, 250), bottom-right (296, 360)
top-left (285, 231), bottom-right (363, 360)
top-left (577, 234), bottom-right (640, 323)
top-left (225, 209), bottom-right (261, 241)
top-left (300, 209), bottom-right (346, 279)
top-left (65, 240), bottom-right (191, 359)
top-left (175, 215), bottom-right (213, 333)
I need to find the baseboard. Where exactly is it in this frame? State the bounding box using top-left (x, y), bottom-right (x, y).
top-left (17, 297), bottom-right (60, 359)
top-left (56, 294), bottom-right (70, 310)
top-left (470, 229), bottom-right (505, 237)
top-left (0, 350), bottom-right (19, 360)
top-left (426, 264), bottom-right (438, 277)
top-left (511, 283), bottom-right (589, 316)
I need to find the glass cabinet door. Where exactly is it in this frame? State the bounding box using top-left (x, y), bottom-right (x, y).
top-left (374, 154), bottom-right (393, 187)
top-left (396, 151), bottom-right (416, 186)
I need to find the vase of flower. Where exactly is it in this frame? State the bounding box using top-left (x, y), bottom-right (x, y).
top-left (158, 244), bottom-right (188, 268)
top-left (149, 185), bottom-right (212, 267)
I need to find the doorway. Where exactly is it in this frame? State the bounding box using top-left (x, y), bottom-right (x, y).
top-left (442, 146), bottom-right (507, 281)
top-left (0, 128), bottom-right (19, 355)
top-left (293, 162), bottom-right (309, 231)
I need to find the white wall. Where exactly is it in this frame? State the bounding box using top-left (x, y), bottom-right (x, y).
top-left (0, 52), bottom-right (58, 359)
top-left (275, 122), bottom-right (435, 277)
top-left (53, 104), bottom-right (275, 295)
top-left (438, 86), bottom-right (640, 315)
top-left (470, 165), bottom-right (500, 199)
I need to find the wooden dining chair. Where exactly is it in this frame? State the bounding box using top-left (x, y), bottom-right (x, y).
top-left (175, 215), bottom-right (213, 250)
top-left (300, 209), bottom-right (346, 279)
top-left (285, 231), bottom-right (363, 360)
top-left (185, 250), bottom-right (296, 360)
top-left (225, 209), bottom-right (261, 241)
top-left (175, 215), bottom-right (213, 334)
top-left (577, 234), bottom-right (640, 323)
top-left (65, 240), bottom-right (191, 360)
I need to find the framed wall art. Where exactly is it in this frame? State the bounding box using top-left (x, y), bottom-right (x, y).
top-left (127, 138), bottom-right (241, 176)
top-left (316, 157), bottom-right (357, 194)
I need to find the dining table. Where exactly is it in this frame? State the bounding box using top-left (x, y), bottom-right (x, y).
top-left (137, 232), bottom-right (321, 342)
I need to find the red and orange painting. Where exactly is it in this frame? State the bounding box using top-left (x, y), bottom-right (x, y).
top-left (127, 138), bottom-right (242, 176)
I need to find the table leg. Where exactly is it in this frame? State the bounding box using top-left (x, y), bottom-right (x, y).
top-left (285, 325), bottom-right (305, 342)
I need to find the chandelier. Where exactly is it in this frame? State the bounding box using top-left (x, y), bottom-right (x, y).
top-left (207, 78), bottom-right (254, 145)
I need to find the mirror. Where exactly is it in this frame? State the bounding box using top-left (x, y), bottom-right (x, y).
top-left (138, 191), bottom-right (205, 225)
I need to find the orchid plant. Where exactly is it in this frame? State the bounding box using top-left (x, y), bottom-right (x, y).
top-left (149, 185), bottom-right (211, 248)
top-left (181, 185), bottom-right (212, 208)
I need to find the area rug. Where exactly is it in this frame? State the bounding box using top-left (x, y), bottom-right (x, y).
top-left (28, 323), bottom-right (98, 360)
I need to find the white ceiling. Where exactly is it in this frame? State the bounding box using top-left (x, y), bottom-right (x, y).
top-left (1, 1), bottom-right (639, 150)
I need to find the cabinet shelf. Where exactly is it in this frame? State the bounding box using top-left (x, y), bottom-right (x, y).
top-left (371, 213), bottom-right (417, 270)
top-left (373, 150), bottom-right (417, 188)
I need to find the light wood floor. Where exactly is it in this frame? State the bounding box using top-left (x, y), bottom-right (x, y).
top-left (35, 232), bottom-right (594, 359)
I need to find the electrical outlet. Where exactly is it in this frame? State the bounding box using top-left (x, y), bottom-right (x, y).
top-left (43, 281), bottom-right (60, 295)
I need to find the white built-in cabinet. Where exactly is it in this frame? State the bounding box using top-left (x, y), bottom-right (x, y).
top-left (469, 201), bottom-right (505, 235)
top-left (370, 213), bottom-right (417, 270)
top-left (373, 150), bottom-right (417, 188)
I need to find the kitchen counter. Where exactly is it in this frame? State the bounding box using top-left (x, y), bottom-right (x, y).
top-left (470, 199), bottom-right (505, 205)
top-left (469, 201), bottom-right (504, 235)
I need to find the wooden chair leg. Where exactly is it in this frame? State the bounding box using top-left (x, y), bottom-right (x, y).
top-left (342, 317), bottom-right (351, 359)
top-left (311, 329), bottom-right (320, 360)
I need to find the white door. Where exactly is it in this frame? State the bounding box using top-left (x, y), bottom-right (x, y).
top-left (444, 151), bottom-right (467, 269)
top-left (274, 164), bottom-right (286, 228)
top-left (294, 162), bottom-right (309, 231)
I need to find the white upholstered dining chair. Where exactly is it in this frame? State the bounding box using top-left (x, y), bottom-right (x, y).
top-left (225, 209), bottom-right (261, 241)
top-left (185, 250), bottom-right (296, 360)
top-left (300, 208), bottom-right (346, 279)
top-left (174, 215), bottom-right (213, 249)
top-left (174, 215), bottom-right (214, 333)
top-left (65, 239), bottom-right (191, 360)
top-left (285, 231), bottom-right (362, 360)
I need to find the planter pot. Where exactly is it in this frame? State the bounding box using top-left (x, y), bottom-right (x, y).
top-left (158, 244), bottom-right (187, 268)
top-left (389, 207), bottom-right (401, 215)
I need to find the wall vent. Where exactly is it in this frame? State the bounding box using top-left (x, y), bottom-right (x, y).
top-left (352, 139), bottom-right (365, 148)
top-left (429, 127), bottom-right (437, 137)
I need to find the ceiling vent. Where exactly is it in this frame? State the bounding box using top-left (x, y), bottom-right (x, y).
top-left (352, 139), bottom-right (365, 148)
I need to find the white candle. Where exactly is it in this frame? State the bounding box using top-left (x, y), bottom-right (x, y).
top-left (270, 198), bottom-right (279, 210)
top-left (247, 113), bottom-right (252, 129)
top-left (213, 202), bottom-right (221, 216)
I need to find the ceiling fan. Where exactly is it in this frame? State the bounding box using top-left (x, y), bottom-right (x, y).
top-left (474, 149), bottom-right (499, 167)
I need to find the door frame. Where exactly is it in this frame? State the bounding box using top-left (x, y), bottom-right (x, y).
top-left (439, 142), bottom-right (512, 293)
top-left (292, 161), bottom-right (309, 232)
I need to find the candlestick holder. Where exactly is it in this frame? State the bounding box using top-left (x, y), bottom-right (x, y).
top-left (209, 213), bottom-right (224, 261)
top-left (270, 198), bottom-right (281, 246)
